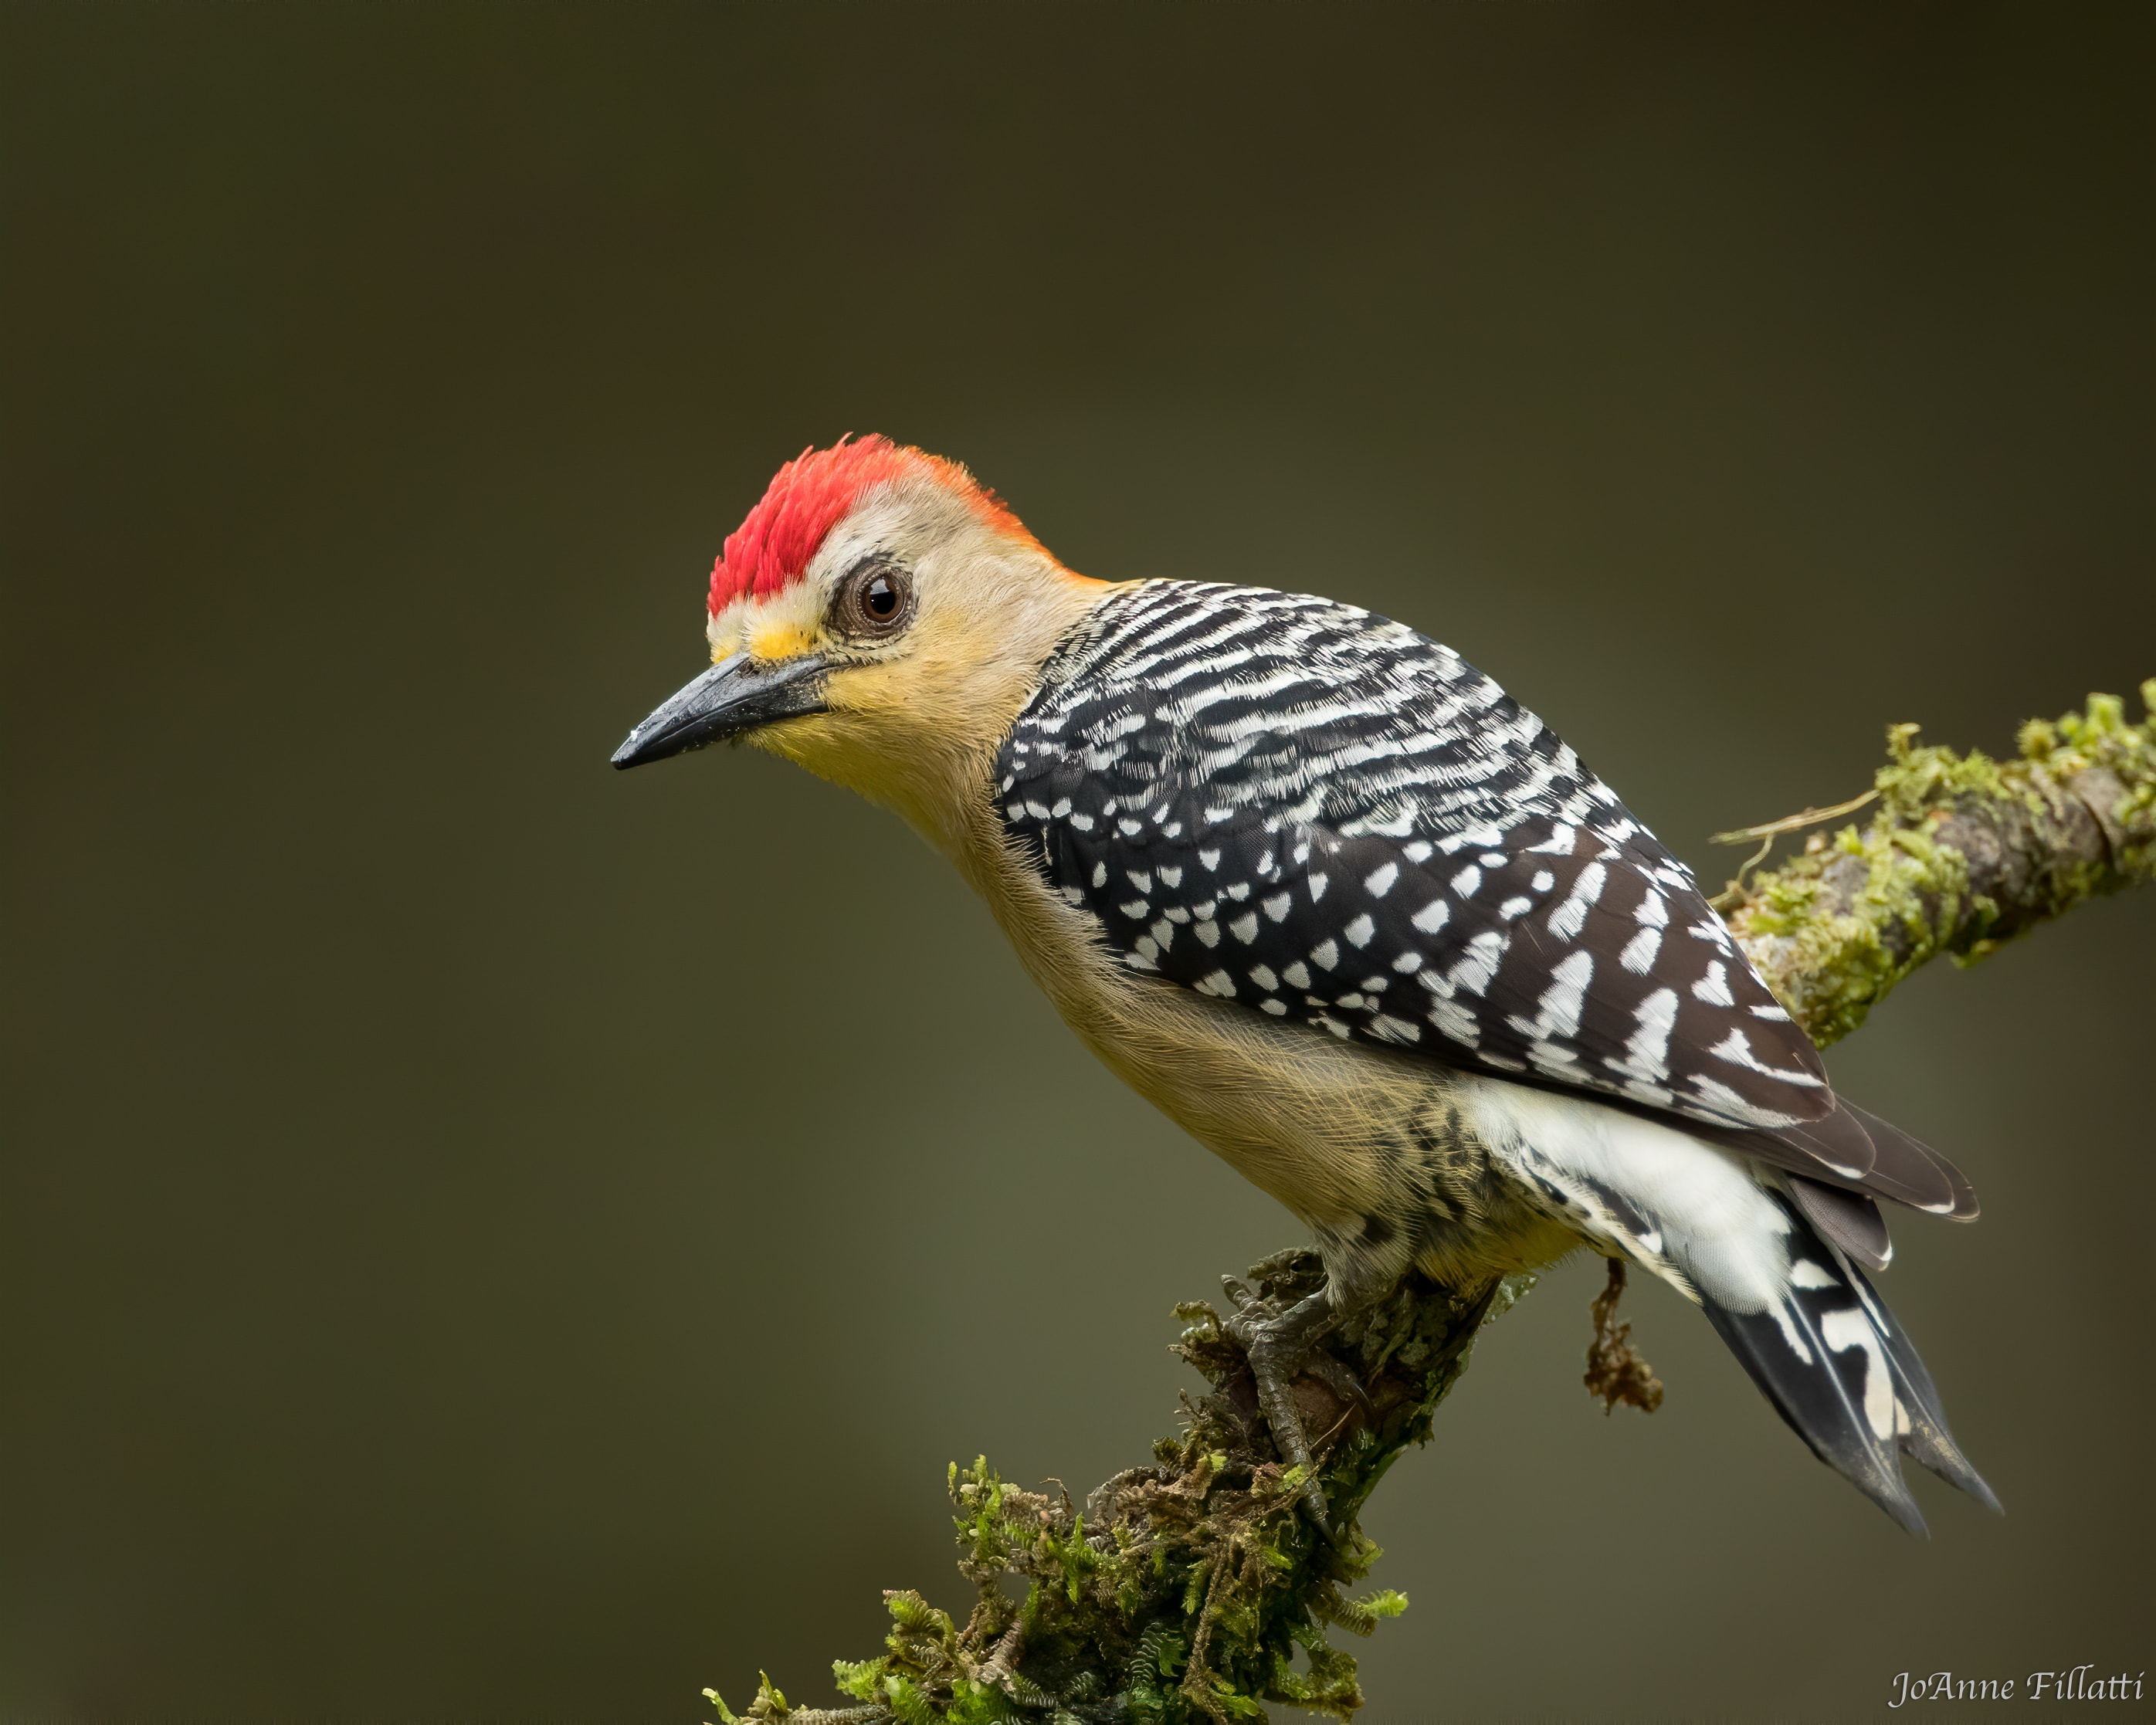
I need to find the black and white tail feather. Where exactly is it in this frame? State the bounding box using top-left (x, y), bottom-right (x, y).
top-left (1702, 1191), bottom-right (2000, 1534)
top-left (1466, 1078), bottom-right (2000, 1535)
top-left (1459, 1078), bottom-right (1999, 1532)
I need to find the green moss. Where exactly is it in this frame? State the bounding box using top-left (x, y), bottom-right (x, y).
top-left (2019, 679), bottom-right (2156, 879)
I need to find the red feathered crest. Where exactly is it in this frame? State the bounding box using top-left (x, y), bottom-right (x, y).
top-left (707, 436), bottom-right (1027, 615)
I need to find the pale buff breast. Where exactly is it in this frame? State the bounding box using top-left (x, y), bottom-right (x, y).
top-left (950, 792), bottom-right (1585, 1290)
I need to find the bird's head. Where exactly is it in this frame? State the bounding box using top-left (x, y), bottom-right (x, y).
top-left (612, 436), bottom-right (1106, 846)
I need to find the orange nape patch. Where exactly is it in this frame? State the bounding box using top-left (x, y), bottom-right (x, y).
top-left (707, 435), bottom-right (1034, 615)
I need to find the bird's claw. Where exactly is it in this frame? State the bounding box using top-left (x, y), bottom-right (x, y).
top-left (1222, 1289), bottom-right (1348, 1540)
top-left (1302, 1351), bottom-right (1373, 1420)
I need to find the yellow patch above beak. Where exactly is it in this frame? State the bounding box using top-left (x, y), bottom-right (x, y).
top-left (750, 620), bottom-right (819, 663)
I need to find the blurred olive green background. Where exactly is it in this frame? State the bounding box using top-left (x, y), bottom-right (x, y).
top-left (5, 4), bottom-right (2151, 1720)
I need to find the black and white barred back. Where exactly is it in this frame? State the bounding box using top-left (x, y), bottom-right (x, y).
top-left (999, 585), bottom-right (1850, 1130)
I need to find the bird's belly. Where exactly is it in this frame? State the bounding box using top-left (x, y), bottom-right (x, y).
top-left (1083, 986), bottom-right (1587, 1290)
top-left (978, 852), bottom-right (1585, 1287)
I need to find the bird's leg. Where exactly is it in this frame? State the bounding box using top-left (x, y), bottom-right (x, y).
top-left (1222, 1283), bottom-right (1351, 1535)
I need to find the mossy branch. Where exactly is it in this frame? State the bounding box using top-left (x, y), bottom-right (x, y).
top-left (705, 684), bottom-right (2151, 1725)
top-left (1713, 682), bottom-right (2155, 1048)
top-left (710, 1262), bottom-right (1528, 1725)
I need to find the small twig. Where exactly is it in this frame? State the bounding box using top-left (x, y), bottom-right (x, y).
top-left (1710, 786), bottom-right (1883, 848)
top-left (1708, 788), bottom-right (1881, 907)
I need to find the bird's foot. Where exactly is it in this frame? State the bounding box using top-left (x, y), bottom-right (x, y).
top-left (1221, 1281), bottom-right (1354, 1540)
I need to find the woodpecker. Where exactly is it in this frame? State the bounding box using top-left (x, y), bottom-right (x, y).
top-left (614, 435), bottom-right (1998, 1536)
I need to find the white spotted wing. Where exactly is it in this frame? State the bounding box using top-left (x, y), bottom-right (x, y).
top-left (998, 581), bottom-right (1842, 1144)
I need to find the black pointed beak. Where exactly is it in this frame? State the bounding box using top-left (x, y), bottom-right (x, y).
top-left (610, 652), bottom-right (830, 769)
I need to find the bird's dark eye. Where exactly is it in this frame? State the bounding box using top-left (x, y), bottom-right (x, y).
top-left (838, 559), bottom-right (914, 637)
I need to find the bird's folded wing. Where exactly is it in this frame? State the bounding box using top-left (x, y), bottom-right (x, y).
top-left (998, 580), bottom-right (1903, 1191)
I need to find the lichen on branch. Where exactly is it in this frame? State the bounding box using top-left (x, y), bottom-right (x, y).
top-left (706, 685), bottom-right (2151, 1725)
top-left (1715, 682), bottom-right (2154, 1048)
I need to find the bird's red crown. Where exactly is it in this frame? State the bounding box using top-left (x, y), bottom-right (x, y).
top-left (707, 435), bottom-right (1029, 615)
